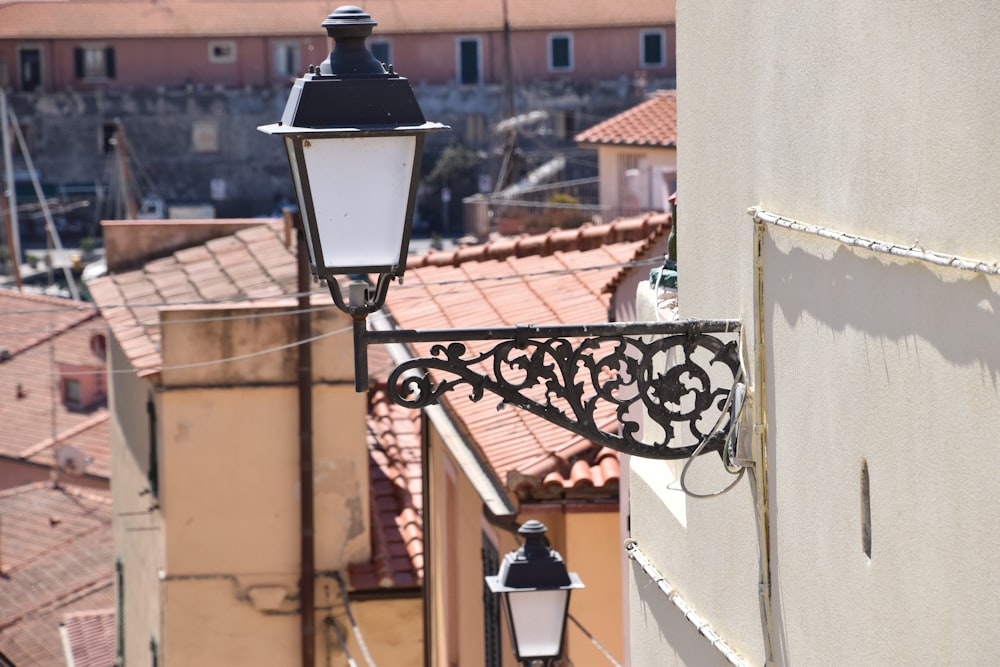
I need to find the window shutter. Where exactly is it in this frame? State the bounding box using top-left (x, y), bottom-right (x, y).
top-left (105, 47), bottom-right (116, 78)
top-left (115, 558), bottom-right (125, 666)
top-left (147, 395), bottom-right (158, 497)
top-left (74, 47), bottom-right (84, 79)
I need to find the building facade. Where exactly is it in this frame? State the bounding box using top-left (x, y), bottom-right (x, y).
top-left (626, 2), bottom-right (1000, 665)
top-left (0, 0), bottom-right (674, 220)
top-left (88, 219), bottom-right (423, 666)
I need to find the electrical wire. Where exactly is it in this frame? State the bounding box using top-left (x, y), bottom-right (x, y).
top-left (568, 614), bottom-right (623, 667)
top-left (0, 256), bottom-right (666, 321)
top-left (334, 573), bottom-right (377, 667)
top-left (676, 327), bottom-right (749, 499)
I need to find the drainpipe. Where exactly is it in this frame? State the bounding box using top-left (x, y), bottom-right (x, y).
top-left (292, 209), bottom-right (316, 667)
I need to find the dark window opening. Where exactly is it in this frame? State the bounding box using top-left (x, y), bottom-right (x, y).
top-left (642, 32), bottom-right (664, 67)
top-left (549, 35), bottom-right (572, 70)
top-left (19, 48), bottom-right (41, 92)
top-left (459, 39), bottom-right (480, 85)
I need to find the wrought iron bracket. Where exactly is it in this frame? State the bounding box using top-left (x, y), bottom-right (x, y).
top-left (359, 318), bottom-right (744, 460)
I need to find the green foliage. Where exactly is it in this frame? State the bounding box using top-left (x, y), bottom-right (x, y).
top-left (425, 143), bottom-right (483, 187)
top-left (420, 143), bottom-right (485, 234)
top-left (547, 192), bottom-right (580, 206)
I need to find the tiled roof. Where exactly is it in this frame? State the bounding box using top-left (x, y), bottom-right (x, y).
top-left (407, 216), bottom-right (667, 271)
top-left (0, 291), bottom-right (110, 481)
top-left (60, 608), bottom-right (116, 667)
top-left (87, 221), bottom-right (298, 379)
top-left (0, 482), bottom-right (114, 667)
top-left (603, 212), bottom-right (672, 296)
top-left (385, 215), bottom-right (670, 495)
top-left (575, 90), bottom-right (678, 148)
top-left (0, 0), bottom-right (674, 40)
top-left (349, 388), bottom-right (424, 590)
top-left (88, 221), bottom-right (424, 591)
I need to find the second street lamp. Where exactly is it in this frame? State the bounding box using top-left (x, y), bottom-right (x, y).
top-left (486, 521), bottom-right (584, 667)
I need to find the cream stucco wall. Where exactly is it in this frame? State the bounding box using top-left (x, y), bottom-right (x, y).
top-left (596, 145), bottom-right (676, 215)
top-left (109, 336), bottom-right (166, 666)
top-left (109, 299), bottom-right (398, 665)
top-left (629, 2), bottom-right (1000, 665)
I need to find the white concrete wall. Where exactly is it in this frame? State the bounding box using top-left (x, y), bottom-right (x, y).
top-left (629, 2), bottom-right (1000, 665)
top-left (597, 145), bottom-right (677, 214)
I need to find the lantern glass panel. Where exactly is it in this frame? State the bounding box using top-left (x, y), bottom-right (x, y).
top-left (302, 134), bottom-right (416, 271)
top-left (284, 136), bottom-right (317, 266)
top-left (506, 589), bottom-right (569, 658)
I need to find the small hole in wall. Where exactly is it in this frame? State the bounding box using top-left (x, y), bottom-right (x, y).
top-left (861, 459), bottom-right (872, 560)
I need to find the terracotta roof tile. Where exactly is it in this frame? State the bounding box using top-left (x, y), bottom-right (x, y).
top-left (0, 292), bottom-right (110, 480)
top-left (87, 220), bottom-right (297, 378)
top-left (350, 388), bottom-right (424, 590)
top-left (0, 483), bottom-right (114, 667)
top-left (406, 215), bottom-right (666, 270)
top-left (575, 90), bottom-right (678, 147)
top-left (60, 608), bottom-right (116, 667)
top-left (0, 0), bottom-right (673, 40)
top-left (387, 216), bottom-right (668, 497)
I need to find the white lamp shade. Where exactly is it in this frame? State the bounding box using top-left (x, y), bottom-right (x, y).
top-left (286, 133), bottom-right (418, 274)
top-left (506, 589), bottom-right (570, 659)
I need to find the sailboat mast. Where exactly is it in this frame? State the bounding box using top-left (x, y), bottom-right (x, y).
top-left (1, 90), bottom-right (21, 271)
top-left (115, 119), bottom-right (139, 220)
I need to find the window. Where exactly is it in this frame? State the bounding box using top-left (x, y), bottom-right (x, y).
top-left (208, 41), bottom-right (237, 64)
top-left (17, 47), bottom-right (41, 91)
top-left (640, 29), bottom-right (666, 67)
top-left (273, 41), bottom-right (300, 78)
top-left (102, 122), bottom-right (118, 154)
top-left (548, 33), bottom-right (574, 72)
top-left (74, 46), bottom-right (115, 80)
top-left (457, 38), bottom-right (481, 85)
top-left (191, 119), bottom-right (220, 153)
top-left (63, 378), bottom-right (82, 406)
top-left (369, 40), bottom-right (391, 68)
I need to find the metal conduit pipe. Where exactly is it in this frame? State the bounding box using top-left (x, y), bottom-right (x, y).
top-left (750, 206), bottom-right (1000, 275)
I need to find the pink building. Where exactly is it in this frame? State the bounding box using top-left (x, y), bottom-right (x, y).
top-left (0, 0), bottom-right (674, 92)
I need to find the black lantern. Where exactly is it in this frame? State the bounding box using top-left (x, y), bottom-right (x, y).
top-left (486, 520), bottom-right (584, 666)
top-left (258, 5), bottom-right (447, 316)
top-left (257, 9), bottom-right (745, 466)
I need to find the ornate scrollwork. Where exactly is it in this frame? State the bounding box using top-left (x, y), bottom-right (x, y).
top-left (381, 321), bottom-right (742, 459)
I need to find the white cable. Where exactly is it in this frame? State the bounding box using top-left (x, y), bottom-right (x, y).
top-left (677, 329), bottom-right (749, 498)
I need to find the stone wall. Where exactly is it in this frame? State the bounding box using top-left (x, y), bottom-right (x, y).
top-left (6, 76), bottom-right (672, 222)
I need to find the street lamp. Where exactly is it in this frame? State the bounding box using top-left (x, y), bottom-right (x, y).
top-left (486, 520), bottom-right (584, 667)
top-left (258, 5), bottom-right (447, 316)
top-left (260, 5), bottom-right (745, 461)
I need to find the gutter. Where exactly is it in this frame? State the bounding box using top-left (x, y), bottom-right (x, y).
top-left (369, 312), bottom-right (517, 518)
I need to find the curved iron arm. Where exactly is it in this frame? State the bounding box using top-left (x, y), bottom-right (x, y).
top-left (368, 319), bottom-right (742, 460)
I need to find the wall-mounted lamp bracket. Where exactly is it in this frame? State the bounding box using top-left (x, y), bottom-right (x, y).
top-left (359, 318), bottom-right (743, 460)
